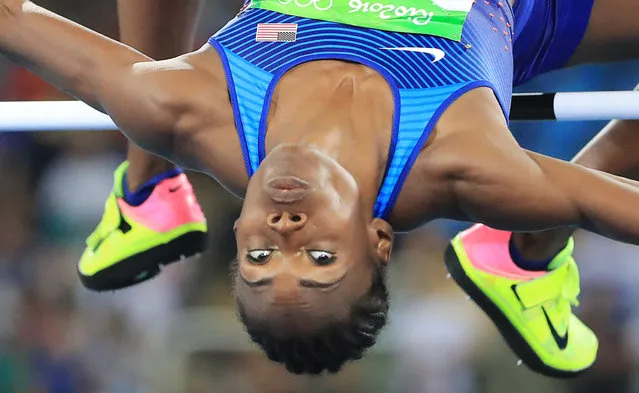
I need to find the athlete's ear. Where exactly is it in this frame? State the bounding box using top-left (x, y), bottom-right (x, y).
top-left (369, 218), bottom-right (393, 264)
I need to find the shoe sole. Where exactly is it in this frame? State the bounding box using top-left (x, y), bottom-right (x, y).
top-left (79, 230), bottom-right (207, 292)
top-left (444, 243), bottom-right (586, 378)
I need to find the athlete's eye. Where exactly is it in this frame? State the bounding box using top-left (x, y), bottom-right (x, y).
top-left (308, 250), bottom-right (336, 266)
top-left (247, 249), bottom-right (273, 264)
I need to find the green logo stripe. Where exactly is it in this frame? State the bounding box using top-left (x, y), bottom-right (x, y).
top-left (249, 0), bottom-right (472, 41)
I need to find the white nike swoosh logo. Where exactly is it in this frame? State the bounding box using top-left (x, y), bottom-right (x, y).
top-left (380, 47), bottom-right (446, 63)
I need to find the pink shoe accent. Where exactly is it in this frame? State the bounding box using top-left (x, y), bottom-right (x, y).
top-left (459, 224), bottom-right (545, 281)
top-left (117, 174), bottom-right (205, 232)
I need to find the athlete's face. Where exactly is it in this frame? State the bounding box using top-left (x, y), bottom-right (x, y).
top-left (233, 145), bottom-right (392, 326)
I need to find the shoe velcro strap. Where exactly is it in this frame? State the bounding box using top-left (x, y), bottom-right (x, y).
top-left (514, 261), bottom-right (580, 309)
top-left (86, 193), bottom-right (120, 248)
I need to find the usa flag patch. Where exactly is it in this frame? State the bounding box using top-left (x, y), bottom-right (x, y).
top-left (255, 23), bottom-right (298, 42)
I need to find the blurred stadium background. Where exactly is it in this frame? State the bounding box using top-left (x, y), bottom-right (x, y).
top-left (1, 1), bottom-right (639, 392)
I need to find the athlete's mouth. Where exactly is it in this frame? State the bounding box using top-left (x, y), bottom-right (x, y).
top-left (265, 176), bottom-right (310, 203)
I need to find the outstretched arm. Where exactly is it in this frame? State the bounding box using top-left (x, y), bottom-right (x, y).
top-left (433, 88), bottom-right (639, 245)
top-left (452, 128), bottom-right (639, 245)
top-left (0, 0), bottom-right (212, 155)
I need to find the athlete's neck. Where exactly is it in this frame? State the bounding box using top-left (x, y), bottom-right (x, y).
top-left (265, 60), bottom-right (394, 213)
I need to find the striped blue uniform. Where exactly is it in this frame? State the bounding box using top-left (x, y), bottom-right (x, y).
top-left (209, 1), bottom-right (515, 219)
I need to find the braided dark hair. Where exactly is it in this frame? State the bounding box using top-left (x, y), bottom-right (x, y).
top-left (236, 266), bottom-right (389, 374)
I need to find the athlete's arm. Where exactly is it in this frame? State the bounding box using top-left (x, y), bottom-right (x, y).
top-left (450, 129), bottom-right (639, 245)
top-left (0, 0), bottom-right (212, 155)
top-left (425, 88), bottom-right (639, 245)
top-left (455, 144), bottom-right (639, 241)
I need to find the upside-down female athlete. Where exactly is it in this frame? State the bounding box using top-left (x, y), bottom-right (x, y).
top-left (3, 0), bottom-right (639, 377)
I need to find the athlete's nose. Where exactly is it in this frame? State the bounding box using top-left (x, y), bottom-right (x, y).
top-left (267, 212), bottom-right (307, 235)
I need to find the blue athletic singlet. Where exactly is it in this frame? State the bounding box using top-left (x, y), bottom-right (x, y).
top-left (208, 1), bottom-right (514, 219)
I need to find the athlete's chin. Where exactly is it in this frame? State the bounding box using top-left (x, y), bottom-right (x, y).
top-left (261, 147), bottom-right (323, 183)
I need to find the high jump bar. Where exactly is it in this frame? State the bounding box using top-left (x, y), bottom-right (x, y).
top-left (0, 91), bottom-right (637, 132)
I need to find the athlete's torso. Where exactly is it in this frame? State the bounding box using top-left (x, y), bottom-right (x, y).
top-left (206, 0), bottom-right (513, 222)
top-left (173, 0), bottom-right (589, 230)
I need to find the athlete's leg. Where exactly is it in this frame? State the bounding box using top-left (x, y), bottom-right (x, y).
top-left (511, 0), bottom-right (639, 261)
top-left (445, 80), bottom-right (639, 377)
top-left (444, 90), bottom-right (639, 377)
top-left (442, 0), bottom-right (639, 375)
top-left (566, 0), bottom-right (639, 172)
top-left (510, 112), bottom-right (639, 260)
top-left (118, 0), bottom-right (202, 189)
top-left (568, 0), bottom-right (639, 64)
top-left (78, 0), bottom-right (208, 291)
top-left (436, 88), bottom-right (602, 377)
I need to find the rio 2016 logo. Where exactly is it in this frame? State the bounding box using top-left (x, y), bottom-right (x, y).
top-left (277, 0), bottom-right (435, 26)
top-left (348, 0), bottom-right (434, 26)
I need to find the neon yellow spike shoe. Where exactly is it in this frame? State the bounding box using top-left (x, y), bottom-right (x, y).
top-left (78, 162), bottom-right (208, 291)
top-left (445, 224), bottom-right (598, 377)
